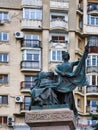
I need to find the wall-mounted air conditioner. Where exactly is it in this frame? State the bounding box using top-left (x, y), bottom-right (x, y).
top-left (15, 32), bottom-right (24, 39)
top-left (7, 117), bottom-right (14, 127)
top-left (15, 96), bottom-right (23, 103)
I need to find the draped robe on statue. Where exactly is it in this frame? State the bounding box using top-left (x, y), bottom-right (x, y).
top-left (55, 49), bottom-right (88, 93)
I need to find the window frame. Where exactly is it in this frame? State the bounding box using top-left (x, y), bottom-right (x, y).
top-left (0, 116), bottom-right (7, 125)
top-left (0, 32), bottom-right (9, 42)
top-left (0, 95), bottom-right (8, 105)
top-left (0, 12), bottom-right (9, 21)
top-left (86, 55), bottom-right (98, 67)
top-left (23, 8), bottom-right (42, 20)
top-left (0, 74), bottom-right (8, 84)
top-left (0, 53), bottom-right (9, 63)
top-left (22, 50), bottom-right (40, 61)
top-left (50, 50), bottom-right (62, 62)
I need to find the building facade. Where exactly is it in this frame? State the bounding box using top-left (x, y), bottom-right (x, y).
top-left (0, 0), bottom-right (97, 130)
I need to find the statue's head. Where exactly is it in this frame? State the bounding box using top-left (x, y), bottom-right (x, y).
top-left (62, 51), bottom-right (70, 61)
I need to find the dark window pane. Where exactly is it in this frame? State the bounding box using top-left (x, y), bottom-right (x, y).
top-left (0, 117), bottom-right (2, 123)
top-left (3, 117), bottom-right (7, 123)
top-left (2, 96), bottom-right (8, 104)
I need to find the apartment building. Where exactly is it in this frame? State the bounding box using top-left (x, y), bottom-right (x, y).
top-left (0, 0), bottom-right (97, 130)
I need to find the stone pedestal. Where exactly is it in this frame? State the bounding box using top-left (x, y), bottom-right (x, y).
top-left (25, 108), bottom-right (76, 130)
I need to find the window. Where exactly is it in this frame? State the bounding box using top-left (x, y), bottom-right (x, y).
top-left (87, 75), bottom-right (98, 85)
top-left (0, 95), bottom-right (8, 104)
top-left (51, 50), bottom-right (62, 62)
top-left (0, 74), bottom-right (8, 84)
top-left (86, 55), bottom-right (98, 67)
top-left (78, 39), bottom-right (82, 49)
top-left (0, 12), bottom-right (8, 21)
top-left (22, 50), bottom-right (40, 61)
top-left (77, 99), bottom-right (81, 107)
top-left (87, 36), bottom-right (98, 46)
top-left (24, 96), bottom-right (31, 110)
top-left (25, 75), bottom-right (36, 88)
top-left (50, 12), bottom-right (68, 21)
top-left (0, 53), bottom-right (8, 62)
top-left (0, 116), bottom-right (7, 125)
top-left (24, 34), bottom-right (39, 47)
top-left (51, 35), bottom-right (65, 43)
top-left (23, 8), bottom-right (42, 20)
top-left (88, 14), bottom-right (98, 25)
top-left (0, 32), bottom-right (9, 41)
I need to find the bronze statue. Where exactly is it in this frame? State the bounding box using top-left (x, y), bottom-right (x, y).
top-left (30, 71), bottom-right (59, 107)
top-left (30, 43), bottom-right (89, 116)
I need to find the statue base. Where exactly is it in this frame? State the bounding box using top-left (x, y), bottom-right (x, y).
top-left (25, 108), bottom-right (76, 130)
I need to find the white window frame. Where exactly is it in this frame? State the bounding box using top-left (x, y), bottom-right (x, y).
top-left (23, 8), bottom-right (42, 20)
top-left (0, 53), bottom-right (9, 62)
top-left (0, 32), bottom-right (9, 41)
top-left (0, 12), bottom-right (9, 21)
top-left (22, 50), bottom-right (41, 61)
top-left (86, 55), bottom-right (98, 67)
top-left (86, 74), bottom-right (98, 86)
top-left (25, 34), bottom-right (39, 40)
top-left (88, 14), bottom-right (98, 25)
top-left (50, 50), bottom-right (62, 62)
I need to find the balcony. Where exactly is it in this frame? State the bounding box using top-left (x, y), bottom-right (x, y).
top-left (50, 19), bottom-right (68, 31)
top-left (20, 81), bottom-right (35, 92)
top-left (50, 0), bottom-right (69, 9)
top-left (21, 39), bottom-right (41, 49)
top-left (20, 61), bottom-right (41, 71)
top-left (86, 66), bottom-right (98, 73)
top-left (83, 24), bottom-right (98, 35)
top-left (50, 40), bottom-right (68, 49)
top-left (88, 46), bottom-right (98, 53)
top-left (21, 0), bottom-right (42, 7)
top-left (21, 19), bottom-right (42, 30)
top-left (86, 105), bottom-right (97, 113)
top-left (86, 86), bottom-right (98, 93)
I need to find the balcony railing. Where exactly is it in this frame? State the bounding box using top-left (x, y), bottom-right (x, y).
top-left (50, 40), bottom-right (68, 49)
top-left (22, 0), bottom-right (42, 6)
top-left (50, 0), bottom-right (69, 9)
top-left (20, 61), bottom-right (41, 70)
top-left (20, 81), bottom-right (35, 90)
top-left (86, 66), bottom-right (98, 73)
top-left (86, 86), bottom-right (98, 93)
top-left (86, 105), bottom-right (97, 113)
top-left (21, 39), bottom-right (41, 48)
top-left (21, 19), bottom-right (42, 30)
top-left (50, 19), bottom-right (68, 30)
top-left (88, 40), bottom-right (98, 47)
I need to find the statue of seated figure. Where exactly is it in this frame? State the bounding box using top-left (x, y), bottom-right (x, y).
top-left (30, 71), bottom-right (59, 107)
top-left (30, 42), bottom-right (89, 116)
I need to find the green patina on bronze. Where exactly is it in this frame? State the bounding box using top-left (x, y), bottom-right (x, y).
top-left (30, 42), bottom-right (89, 116)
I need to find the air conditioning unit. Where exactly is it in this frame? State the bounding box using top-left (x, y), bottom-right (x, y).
top-left (7, 117), bottom-right (14, 127)
top-left (0, 20), bottom-right (4, 25)
top-left (15, 96), bottom-right (23, 103)
top-left (15, 32), bottom-right (24, 39)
